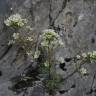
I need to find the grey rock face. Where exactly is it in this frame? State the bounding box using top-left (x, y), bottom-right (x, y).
top-left (0, 0), bottom-right (96, 96)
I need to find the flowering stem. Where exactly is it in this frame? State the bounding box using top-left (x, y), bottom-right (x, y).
top-left (48, 46), bottom-right (51, 79)
top-left (63, 59), bottom-right (85, 81)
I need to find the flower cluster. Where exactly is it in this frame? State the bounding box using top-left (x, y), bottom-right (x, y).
top-left (8, 30), bottom-right (37, 60)
top-left (79, 67), bottom-right (88, 75)
top-left (87, 51), bottom-right (96, 59)
top-left (13, 33), bottom-right (20, 39)
top-left (41, 29), bottom-right (64, 48)
top-left (76, 51), bottom-right (96, 62)
top-left (8, 33), bottom-right (20, 45)
top-left (58, 57), bottom-right (65, 64)
top-left (4, 14), bottom-right (27, 28)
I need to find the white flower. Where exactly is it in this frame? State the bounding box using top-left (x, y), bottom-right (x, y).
top-left (4, 14), bottom-right (27, 27)
top-left (13, 33), bottom-right (19, 39)
top-left (44, 61), bottom-right (49, 67)
top-left (41, 41), bottom-right (49, 47)
top-left (58, 39), bottom-right (64, 47)
top-left (78, 14), bottom-right (84, 21)
top-left (87, 52), bottom-right (92, 55)
top-left (80, 68), bottom-right (87, 75)
top-left (88, 52), bottom-right (93, 57)
top-left (27, 37), bottom-right (33, 41)
top-left (92, 51), bottom-right (96, 56)
top-left (26, 26), bottom-right (33, 31)
top-left (76, 55), bottom-right (81, 59)
top-left (8, 40), bottom-right (15, 45)
top-left (26, 51), bottom-right (33, 56)
top-left (10, 8), bottom-right (13, 11)
top-left (41, 29), bottom-right (63, 48)
top-left (58, 57), bottom-right (65, 64)
top-left (82, 53), bottom-right (87, 58)
top-left (34, 50), bottom-right (40, 59)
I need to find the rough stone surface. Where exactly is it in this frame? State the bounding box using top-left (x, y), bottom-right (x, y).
top-left (0, 0), bottom-right (96, 96)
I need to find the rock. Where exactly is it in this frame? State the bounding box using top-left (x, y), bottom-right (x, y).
top-left (0, 0), bottom-right (96, 96)
top-left (28, 85), bottom-right (44, 96)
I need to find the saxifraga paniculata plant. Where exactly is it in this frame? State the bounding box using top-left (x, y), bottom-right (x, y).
top-left (4, 14), bottom-right (27, 28)
top-left (4, 14), bottom-right (96, 96)
top-left (40, 29), bottom-right (64, 95)
top-left (4, 14), bottom-right (64, 95)
top-left (4, 14), bottom-right (40, 61)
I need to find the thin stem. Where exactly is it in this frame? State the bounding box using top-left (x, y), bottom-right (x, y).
top-left (48, 46), bottom-right (51, 79)
top-left (90, 73), bottom-right (95, 90)
top-left (63, 59), bottom-right (86, 81)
